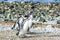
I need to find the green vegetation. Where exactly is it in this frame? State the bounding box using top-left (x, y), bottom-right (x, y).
top-left (0, 2), bottom-right (60, 22)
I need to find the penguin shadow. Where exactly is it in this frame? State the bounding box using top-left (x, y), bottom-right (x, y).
top-left (18, 35), bottom-right (35, 38)
top-left (18, 32), bottom-right (38, 38)
top-left (19, 36), bottom-right (32, 38)
top-left (16, 33), bottom-right (34, 38)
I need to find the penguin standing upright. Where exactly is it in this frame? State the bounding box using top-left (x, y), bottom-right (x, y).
top-left (18, 13), bottom-right (33, 37)
top-left (11, 14), bottom-right (24, 31)
top-left (28, 15), bottom-right (33, 31)
top-left (18, 17), bottom-right (29, 37)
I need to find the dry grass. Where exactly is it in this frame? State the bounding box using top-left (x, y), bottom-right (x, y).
top-left (33, 23), bottom-right (60, 28)
top-left (0, 21), bottom-right (60, 28)
top-left (0, 21), bottom-right (14, 27)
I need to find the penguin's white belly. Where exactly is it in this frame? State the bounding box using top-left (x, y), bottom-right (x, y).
top-left (28, 20), bottom-right (32, 28)
top-left (15, 23), bottom-right (18, 29)
top-left (23, 21), bottom-right (29, 30)
top-left (19, 18), bottom-right (23, 24)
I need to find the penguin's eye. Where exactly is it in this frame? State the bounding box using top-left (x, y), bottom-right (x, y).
top-left (24, 15), bottom-right (29, 17)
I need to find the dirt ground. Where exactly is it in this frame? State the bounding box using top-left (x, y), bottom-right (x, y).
top-left (0, 30), bottom-right (60, 40)
top-left (0, 21), bottom-right (60, 28)
top-left (0, 21), bottom-right (60, 40)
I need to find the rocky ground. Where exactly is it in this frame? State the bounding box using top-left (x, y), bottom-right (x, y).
top-left (0, 21), bottom-right (60, 40)
top-left (0, 30), bottom-right (60, 40)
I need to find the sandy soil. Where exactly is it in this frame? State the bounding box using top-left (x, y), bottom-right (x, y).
top-left (0, 21), bottom-right (60, 40)
top-left (0, 30), bottom-right (60, 40)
